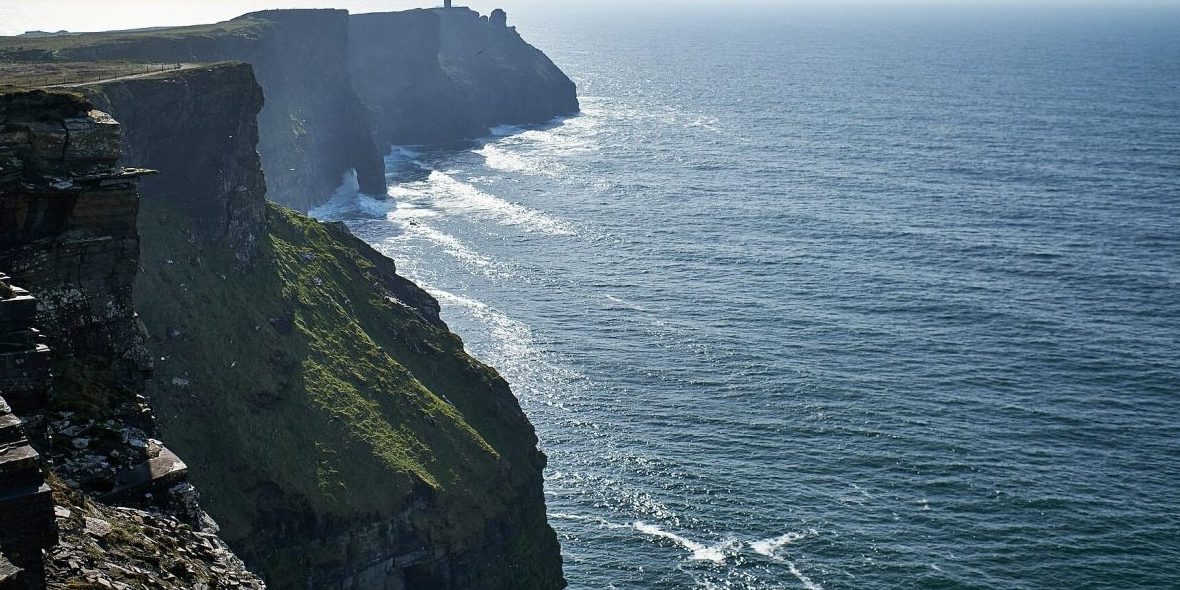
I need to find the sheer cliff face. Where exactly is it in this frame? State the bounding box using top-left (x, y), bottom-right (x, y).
top-left (233, 10), bottom-right (387, 209)
top-left (0, 7), bottom-right (579, 211)
top-left (38, 10), bottom-right (387, 211)
top-left (1, 9), bottom-right (575, 586)
top-left (89, 64), bottom-right (266, 267)
top-left (0, 91), bottom-right (266, 590)
top-left (86, 65), bottom-right (564, 590)
top-left (348, 8), bottom-right (580, 147)
top-left (0, 92), bottom-right (146, 384)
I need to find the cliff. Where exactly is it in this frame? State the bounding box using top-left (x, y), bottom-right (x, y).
top-left (0, 8), bottom-right (579, 211)
top-left (348, 8), bottom-right (579, 147)
top-left (81, 64), bottom-right (564, 589)
top-left (0, 90), bottom-right (265, 589)
top-left (0, 11), bottom-right (384, 212)
top-left (0, 91), bottom-right (145, 384)
top-left (1, 7), bottom-right (574, 586)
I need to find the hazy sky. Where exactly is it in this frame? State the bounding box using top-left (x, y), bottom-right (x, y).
top-left (0, 0), bottom-right (1176, 36)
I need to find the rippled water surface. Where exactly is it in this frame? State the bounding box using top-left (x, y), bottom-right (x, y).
top-left (314, 6), bottom-right (1180, 589)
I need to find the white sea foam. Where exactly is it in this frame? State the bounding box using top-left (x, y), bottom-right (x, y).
top-left (787, 562), bottom-right (825, 590)
top-left (547, 512), bottom-right (628, 529)
top-left (514, 118), bottom-right (599, 154)
top-left (355, 194), bottom-right (395, 218)
top-left (474, 144), bottom-right (550, 175)
top-left (489, 124), bottom-right (526, 137)
top-left (307, 169), bottom-right (361, 220)
top-left (398, 224), bottom-right (495, 269)
top-left (307, 197), bottom-right (349, 221)
top-left (605, 294), bottom-right (648, 312)
top-left (749, 532), bottom-right (807, 557)
top-left (384, 145), bottom-right (429, 173)
top-left (387, 145), bottom-right (424, 162)
top-left (633, 522), bottom-right (738, 564)
top-left (308, 168), bottom-right (398, 221)
top-left (428, 287), bottom-right (491, 312)
top-left (688, 114), bottom-right (722, 133)
top-left (485, 109), bottom-right (601, 156)
top-left (407, 171), bottom-right (574, 235)
top-left (382, 192), bottom-right (438, 221)
top-left (750, 528), bottom-right (819, 558)
top-left (425, 287), bottom-right (550, 389)
top-left (748, 530), bottom-right (825, 588)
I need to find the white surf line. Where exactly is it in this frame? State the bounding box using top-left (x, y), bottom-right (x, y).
top-left (604, 294), bottom-right (649, 312)
top-left (474, 144), bottom-right (558, 176)
top-left (749, 531), bottom-right (808, 557)
top-left (547, 512), bottom-right (628, 529)
top-left (786, 562), bottom-right (825, 590)
top-left (633, 522), bottom-right (734, 564)
top-left (426, 171), bottom-right (576, 236)
top-left (749, 530), bottom-right (825, 590)
top-left (405, 223), bottom-right (496, 268)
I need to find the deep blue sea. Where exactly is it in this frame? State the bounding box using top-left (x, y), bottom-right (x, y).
top-left (314, 5), bottom-right (1180, 589)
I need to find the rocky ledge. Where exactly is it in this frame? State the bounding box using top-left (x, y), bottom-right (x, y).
top-left (0, 92), bottom-right (265, 589)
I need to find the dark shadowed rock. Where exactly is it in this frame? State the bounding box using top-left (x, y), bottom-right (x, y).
top-left (1, 8), bottom-right (577, 211)
top-left (0, 90), bottom-right (264, 590)
top-left (349, 8), bottom-right (579, 148)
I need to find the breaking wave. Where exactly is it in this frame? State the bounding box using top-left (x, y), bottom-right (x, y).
top-left (390, 171), bottom-right (575, 236)
top-left (633, 522), bottom-right (740, 564)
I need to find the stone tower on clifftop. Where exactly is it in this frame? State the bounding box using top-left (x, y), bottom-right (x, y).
top-left (490, 8), bottom-right (507, 27)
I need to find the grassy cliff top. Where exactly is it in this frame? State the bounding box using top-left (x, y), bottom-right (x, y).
top-left (0, 18), bottom-right (264, 57)
top-left (0, 62), bottom-right (195, 90)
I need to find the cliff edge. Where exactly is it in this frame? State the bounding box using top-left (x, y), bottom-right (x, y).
top-left (1, 7), bottom-right (573, 587)
top-left (0, 90), bottom-right (266, 589)
top-left (0, 8), bottom-right (579, 211)
top-left (84, 63), bottom-right (564, 589)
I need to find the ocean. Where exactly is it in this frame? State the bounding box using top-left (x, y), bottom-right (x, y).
top-left (309, 4), bottom-right (1180, 589)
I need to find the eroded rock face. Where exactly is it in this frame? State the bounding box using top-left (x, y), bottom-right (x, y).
top-left (87, 63), bottom-right (268, 267)
top-left (1, 16), bottom-right (572, 586)
top-left (0, 93), bottom-right (149, 383)
top-left (0, 275), bottom-right (56, 590)
top-left (45, 491), bottom-right (266, 590)
top-left (0, 91), bottom-right (265, 590)
top-left (39, 11), bottom-right (386, 211)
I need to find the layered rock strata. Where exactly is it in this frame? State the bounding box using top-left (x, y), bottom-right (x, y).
top-left (0, 275), bottom-right (56, 590)
top-left (0, 92), bottom-right (150, 387)
top-left (0, 91), bottom-right (266, 589)
top-left (1, 8), bottom-right (574, 585)
top-left (0, 394), bottom-right (55, 590)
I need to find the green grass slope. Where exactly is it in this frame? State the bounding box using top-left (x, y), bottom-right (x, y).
top-left (0, 19), bottom-right (263, 59)
top-left (134, 202), bottom-right (548, 585)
